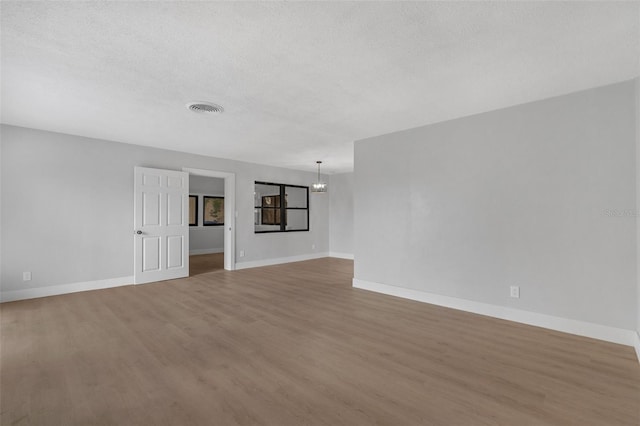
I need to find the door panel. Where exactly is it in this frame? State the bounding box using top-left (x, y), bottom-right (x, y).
top-left (143, 192), bottom-right (161, 226)
top-left (143, 173), bottom-right (161, 187)
top-left (134, 167), bottom-right (189, 284)
top-left (142, 237), bottom-right (161, 271)
top-left (166, 235), bottom-right (184, 269)
top-left (167, 193), bottom-right (183, 226)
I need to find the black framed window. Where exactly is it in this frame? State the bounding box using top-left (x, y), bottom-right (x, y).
top-left (255, 182), bottom-right (309, 233)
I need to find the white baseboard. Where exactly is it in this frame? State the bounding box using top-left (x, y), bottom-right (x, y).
top-left (0, 276), bottom-right (134, 303)
top-left (353, 278), bottom-right (637, 349)
top-left (634, 331), bottom-right (640, 363)
top-left (190, 248), bottom-right (224, 255)
top-left (235, 252), bottom-right (330, 270)
top-left (329, 252), bottom-right (354, 260)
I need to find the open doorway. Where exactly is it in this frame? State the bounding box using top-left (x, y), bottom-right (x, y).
top-left (182, 167), bottom-right (236, 271)
top-left (189, 175), bottom-right (225, 275)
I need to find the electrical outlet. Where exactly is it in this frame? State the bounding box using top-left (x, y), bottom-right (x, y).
top-left (23, 272), bottom-right (32, 281)
top-left (510, 285), bottom-right (520, 298)
top-left (312, 244), bottom-right (316, 250)
top-left (239, 250), bottom-right (245, 258)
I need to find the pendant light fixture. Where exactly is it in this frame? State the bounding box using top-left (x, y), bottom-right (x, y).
top-left (311, 161), bottom-right (327, 193)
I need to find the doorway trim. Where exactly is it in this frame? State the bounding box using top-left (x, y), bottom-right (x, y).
top-left (183, 167), bottom-right (236, 271)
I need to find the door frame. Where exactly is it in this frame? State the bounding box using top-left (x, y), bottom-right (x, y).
top-left (183, 167), bottom-right (236, 271)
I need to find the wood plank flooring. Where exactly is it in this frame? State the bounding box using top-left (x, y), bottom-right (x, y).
top-left (189, 253), bottom-right (224, 276)
top-left (1, 258), bottom-right (639, 425)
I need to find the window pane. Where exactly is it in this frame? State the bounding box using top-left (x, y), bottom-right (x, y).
top-left (261, 195), bottom-right (280, 208)
top-left (255, 183), bottom-right (280, 207)
top-left (285, 186), bottom-right (307, 208)
top-left (256, 221), bottom-right (281, 232)
top-left (261, 208), bottom-right (281, 225)
top-left (285, 209), bottom-right (308, 231)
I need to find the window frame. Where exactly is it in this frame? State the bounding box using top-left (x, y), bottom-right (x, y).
top-left (254, 181), bottom-right (309, 233)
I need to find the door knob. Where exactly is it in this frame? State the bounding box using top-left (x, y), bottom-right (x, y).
top-left (135, 230), bottom-right (143, 235)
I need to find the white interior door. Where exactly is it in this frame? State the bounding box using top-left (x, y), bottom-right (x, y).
top-left (134, 166), bottom-right (189, 284)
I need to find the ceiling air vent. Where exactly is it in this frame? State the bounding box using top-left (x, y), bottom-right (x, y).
top-left (186, 101), bottom-right (224, 114)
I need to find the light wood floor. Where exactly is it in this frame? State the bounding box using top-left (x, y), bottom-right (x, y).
top-left (1, 258), bottom-right (639, 425)
top-left (189, 253), bottom-right (224, 276)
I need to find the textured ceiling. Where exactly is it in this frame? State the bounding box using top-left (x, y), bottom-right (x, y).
top-left (1, 1), bottom-right (639, 173)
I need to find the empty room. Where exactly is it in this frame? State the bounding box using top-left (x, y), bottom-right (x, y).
top-left (1, 1), bottom-right (639, 425)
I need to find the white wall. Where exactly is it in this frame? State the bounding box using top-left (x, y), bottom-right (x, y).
top-left (190, 175), bottom-right (224, 195)
top-left (329, 172), bottom-right (354, 258)
top-left (0, 125), bottom-right (329, 298)
top-left (189, 175), bottom-right (224, 255)
top-left (354, 80), bottom-right (637, 332)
